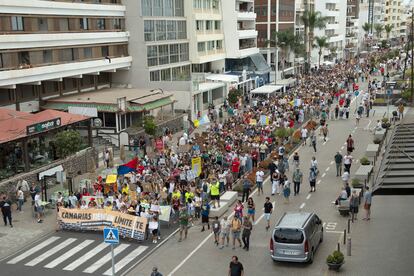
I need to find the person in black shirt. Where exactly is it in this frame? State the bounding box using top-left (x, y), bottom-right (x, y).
top-left (264, 197), bottom-right (273, 231)
top-left (229, 256), bottom-right (244, 276)
top-left (0, 195), bottom-right (13, 227)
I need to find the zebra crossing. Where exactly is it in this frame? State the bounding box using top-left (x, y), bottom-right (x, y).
top-left (4, 235), bottom-right (149, 275)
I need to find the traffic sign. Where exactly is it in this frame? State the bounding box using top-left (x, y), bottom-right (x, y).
top-left (354, 90), bottom-right (359, 96)
top-left (104, 227), bottom-right (119, 244)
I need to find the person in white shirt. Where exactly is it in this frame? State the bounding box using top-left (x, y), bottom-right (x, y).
top-left (34, 192), bottom-right (43, 223)
top-left (301, 128), bottom-right (308, 145)
top-left (256, 169), bottom-right (265, 196)
top-left (344, 154), bottom-right (353, 173)
top-left (16, 187), bottom-right (24, 211)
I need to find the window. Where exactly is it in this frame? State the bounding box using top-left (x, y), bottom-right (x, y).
top-left (214, 21), bottom-right (221, 30)
top-left (150, 70), bottom-right (160, 81)
top-left (102, 46), bottom-right (109, 57)
top-left (59, 48), bottom-right (74, 62)
top-left (165, 0), bottom-right (174, 16)
top-left (43, 50), bottom-right (52, 63)
top-left (170, 44), bottom-right (179, 63)
top-left (207, 40), bottom-right (214, 51)
top-left (161, 68), bottom-right (171, 81)
top-left (177, 21), bottom-right (186, 39)
top-left (38, 18), bottom-right (48, 31)
top-left (175, 0), bottom-right (184, 16)
top-left (144, 20), bottom-right (155, 41)
top-left (274, 229), bottom-right (304, 244)
top-left (156, 20), bottom-right (166, 41)
top-left (206, 20), bottom-right (212, 31)
top-left (147, 45), bottom-right (158, 66)
top-left (158, 45), bottom-right (169, 65)
top-left (18, 51), bottom-right (30, 65)
top-left (216, 40), bottom-right (222, 49)
top-left (84, 47), bottom-right (92, 59)
top-left (112, 18), bottom-right (121, 29)
top-left (59, 18), bottom-right (69, 31)
top-left (167, 20), bottom-right (177, 40)
top-left (198, 42), bottom-right (205, 52)
top-left (97, 18), bottom-right (105, 30)
top-left (80, 18), bottom-right (88, 30)
top-left (0, 53), bottom-right (3, 68)
top-left (172, 66), bottom-right (181, 80)
top-left (153, 0), bottom-right (163, 16)
top-left (179, 43), bottom-right (189, 61)
top-left (196, 20), bottom-right (204, 31)
top-left (11, 16), bottom-right (24, 31)
top-left (181, 65), bottom-right (190, 80)
top-left (142, 0), bottom-right (152, 16)
top-left (104, 112), bottom-right (116, 128)
top-left (194, 0), bottom-right (202, 9)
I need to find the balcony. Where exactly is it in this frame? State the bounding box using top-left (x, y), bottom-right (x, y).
top-left (238, 47), bottom-right (259, 58)
top-left (0, 56), bottom-right (131, 87)
top-left (0, 0), bottom-right (125, 16)
top-left (237, 11), bottom-right (256, 21)
top-left (326, 23), bottom-right (340, 30)
top-left (238, 29), bottom-right (258, 39)
top-left (0, 32), bottom-right (129, 50)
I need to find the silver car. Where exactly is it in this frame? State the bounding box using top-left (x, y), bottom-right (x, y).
top-left (270, 212), bottom-right (323, 263)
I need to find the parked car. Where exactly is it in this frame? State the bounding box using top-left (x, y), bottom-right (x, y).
top-left (270, 212), bottom-right (323, 263)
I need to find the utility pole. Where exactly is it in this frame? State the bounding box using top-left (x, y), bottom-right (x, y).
top-left (275, 0), bottom-right (279, 84)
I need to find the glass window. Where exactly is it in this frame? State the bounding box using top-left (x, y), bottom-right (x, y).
top-left (156, 20), bottom-right (166, 41)
top-left (216, 40), bottom-right (222, 49)
top-left (144, 20), bottom-right (155, 41)
top-left (193, 0), bottom-right (202, 9)
top-left (171, 66), bottom-right (180, 80)
top-left (206, 20), bottom-right (212, 31)
top-left (153, 0), bottom-right (163, 16)
top-left (104, 112), bottom-right (116, 128)
top-left (196, 20), bottom-right (203, 31)
top-left (147, 45), bottom-right (158, 67)
top-left (161, 68), bottom-right (171, 81)
top-left (150, 70), bottom-right (160, 81)
top-left (112, 18), bottom-right (121, 29)
top-left (181, 65), bottom-right (190, 80)
top-left (11, 16), bottom-right (24, 31)
top-left (274, 229), bottom-right (304, 244)
top-left (158, 45), bottom-right (169, 65)
top-left (102, 46), bottom-right (109, 57)
top-left (170, 44), bottom-right (179, 63)
top-left (214, 20), bottom-right (221, 30)
top-left (167, 20), bottom-right (177, 40)
top-left (175, 0), bottom-right (184, 16)
top-left (142, 0), bottom-right (152, 16)
top-left (179, 43), bottom-right (189, 61)
top-left (198, 42), bottom-right (205, 52)
top-left (97, 18), bottom-right (105, 30)
top-left (207, 41), bottom-right (214, 51)
top-left (203, 0), bottom-right (210, 9)
top-left (84, 47), bottom-right (92, 59)
top-left (59, 48), bottom-right (74, 62)
top-left (59, 18), bottom-right (69, 31)
top-left (43, 50), bottom-right (52, 63)
top-left (80, 18), bottom-right (88, 30)
top-left (165, 0), bottom-right (174, 16)
top-left (212, 0), bottom-right (219, 9)
top-left (177, 21), bottom-right (187, 39)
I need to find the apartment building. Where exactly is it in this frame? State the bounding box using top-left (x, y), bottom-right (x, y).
top-left (384, 0), bottom-right (404, 40)
top-left (255, 0), bottom-right (296, 80)
top-left (313, 0), bottom-right (347, 65)
top-left (0, 0), bottom-right (131, 112)
top-left (345, 0), bottom-right (359, 60)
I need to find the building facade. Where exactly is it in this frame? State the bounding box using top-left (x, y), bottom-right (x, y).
top-left (345, 0), bottom-right (359, 60)
top-left (0, 0), bottom-right (131, 112)
top-left (384, 0), bottom-right (403, 40)
top-left (255, 0), bottom-right (296, 80)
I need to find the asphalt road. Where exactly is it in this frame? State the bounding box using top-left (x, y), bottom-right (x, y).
top-left (127, 85), bottom-right (395, 276)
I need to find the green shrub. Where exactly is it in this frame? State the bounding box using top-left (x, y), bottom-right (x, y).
top-left (326, 250), bottom-right (344, 264)
top-left (360, 157), bottom-right (370, 165)
top-left (54, 130), bottom-right (82, 158)
top-left (143, 116), bottom-right (157, 136)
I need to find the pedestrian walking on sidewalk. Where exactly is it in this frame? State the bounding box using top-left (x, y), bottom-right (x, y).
top-left (242, 215), bottom-right (253, 251)
top-left (231, 216), bottom-right (242, 250)
top-left (363, 187), bottom-right (372, 220)
top-left (201, 200), bottom-right (210, 232)
top-left (150, 266), bottom-right (163, 276)
top-left (350, 190), bottom-right (359, 221)
top-left (241, 176), bottom-right (252, 203)
top-left (220, 215), bottom-right (231, 249)
top-left (311, 133), bottom-right (317, 152)
top-left (292, 167), bottom-right (303, 195)
top-left (264, 197), bottom-right (273, 231)
top-left (255, 168), bottom-right (264, 196)
top-left (178, 207), bottom-right (189, 242)
top-left (283, 180), bottom-right (291, 203)
top-left (334, 152), bottom-right (343, 176)
top-left (212, 216), bottom-right (221, 246)
top-left (228, 256), bottom-right (244, 276)
top-left (321, 124), bottom-right (329, 142)
top-left (0, 195), bottom-right (13, 227)
top-left (301, 127), bottom-right (308, 146)
top-left (344, 153), bottom-right (353, 173)
top-left (346, 134), bottom-right (355, 153)
top-left (16, 186), bottom-right (24, 212)
top-left (246, 197), bottom-right (255, 222)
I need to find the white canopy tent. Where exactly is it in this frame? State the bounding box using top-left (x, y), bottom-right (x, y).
top-left (250, 85), bottom-right (283, 98)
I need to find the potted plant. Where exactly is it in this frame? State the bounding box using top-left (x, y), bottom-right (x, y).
top-left (373, 138), bottom-right (381, 144)
top-left (381, 118), bottom-right (391, 129)
top-left (351, 178), bottom-right (363, 189)
top-left (326, 250), bottom-right (344, 271)
top-left (359, 156), bottom-right (370, 165)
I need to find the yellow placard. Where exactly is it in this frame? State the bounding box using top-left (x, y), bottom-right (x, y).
top-left (249, 119), bottom-right (257, 125)
top-left (193, 119), bottom-right (200, 128)
top-left (106, 174), bottom-right (117, 184)
top-left (191, 157), bottom-right (202, 177)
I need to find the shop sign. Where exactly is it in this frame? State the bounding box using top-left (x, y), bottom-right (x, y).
top-left (27, 118), bottom-right (61, 135)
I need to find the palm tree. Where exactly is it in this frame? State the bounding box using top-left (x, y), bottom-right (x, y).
top-left (314, 36), bottom-right (329, 67)
top-left (266, 29), bottom-right (302, 79)
top-left (362, 22), bottom-right (372, 38)
top-left (374, 24), bottom-right (384, 40)
top-left (300, 10), bottom-right (328, 74)
top-left (384, 24), bottom-right (394, 40)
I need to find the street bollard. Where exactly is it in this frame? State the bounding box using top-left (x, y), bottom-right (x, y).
top-left (337, 242), bottom-right (340, 252)
top-left (343, 229), bottom-right (346, 245)
top-left (347, 236), bottom-right (351, 256)
top-left (347, 219), bottom-right (351, 234)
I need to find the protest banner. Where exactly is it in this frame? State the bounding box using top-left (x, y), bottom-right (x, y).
top-left (57, 208), bottom-right (147, 241)
top-left (159, 206), bottom-right (171, 223)
top-left (191, 157), bottom-right (202, 177)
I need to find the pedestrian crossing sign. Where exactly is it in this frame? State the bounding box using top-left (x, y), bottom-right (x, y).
top-left (103, 227), bottom-right (119, 244)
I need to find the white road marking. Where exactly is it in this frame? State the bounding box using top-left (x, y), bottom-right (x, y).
top-left (306, 194), bottom-right (311, 200)
top-left (322, 173), bottom-right (326, 178)
top-left (7, 236), bottom-right (60, 264)
top-left (317, 180), bottom-right (321, 184)
top-left (103, 246), bottom-right (148, 276)
top-left (330, 161), bottom-right (334, 165)
top-left (299, 203), bottom-right (306, 209)
top-left (44, 240), bottom-right (95, 268)
top-left (326, 230), bottom-right (344, 234)
top-left (325, 167), bottom-right (330, 172)
top-left (364, 120), bottom-right (372, 130)
top-left (326, 222), bottom-right (338, 230)
top-left (25, 238), bottom-right (77, 266)
top-left (63, 243), bottom-right (110, 271)
top-left (83, 244), bottom-right (130, 274)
